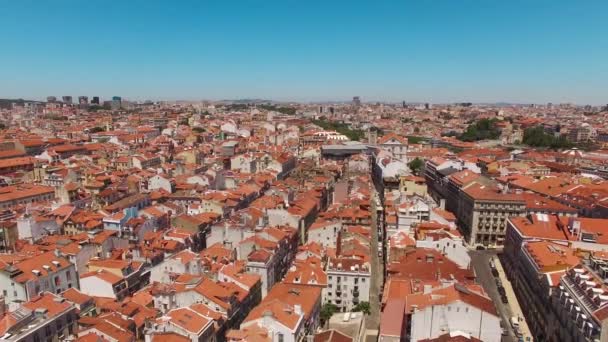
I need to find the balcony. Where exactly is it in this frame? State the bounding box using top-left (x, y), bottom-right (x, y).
top-left (562, 276), bottom-right (597, 311)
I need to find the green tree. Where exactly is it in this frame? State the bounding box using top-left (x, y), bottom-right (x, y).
top-left (89, 126), bottom-right (104, 133)
top-left (311, 119), bottom-right (364, 141)
top-left (352, 301), bottom-right (371, 315)
top-left (522, 126), bottom-right (573, 149)
top-left (407, 136), bottom-right (425, 144)
top-left (458, 118), bottom-right (501, 141)
top-left (408, 158), bottom-right (424, 175)
top-left (320, 303), bottom-right (339, 324)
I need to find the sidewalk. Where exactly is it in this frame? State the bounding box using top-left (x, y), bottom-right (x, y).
top-left (494, 256), bottom-right (533, 341)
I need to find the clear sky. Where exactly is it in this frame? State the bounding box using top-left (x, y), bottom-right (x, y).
top-left (1, 0), bottom-right (607, 104)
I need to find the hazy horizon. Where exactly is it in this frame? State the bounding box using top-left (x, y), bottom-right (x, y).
top-left (1, 0), bottom-right (607, 105)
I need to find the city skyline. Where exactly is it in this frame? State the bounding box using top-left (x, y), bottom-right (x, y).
top-left (1, 0), bottom-right (607, 104)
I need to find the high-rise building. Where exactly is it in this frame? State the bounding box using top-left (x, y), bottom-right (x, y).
top-left (111, 96), bottom-right (122, 110)
top-left (62, 96), bottom-right (72, 104)
top-left (352, 96), bottom-right (361, 106)
top-left (78, 96), bottom-right (89, 109)
top-left (46, 96), bottom-right (57, 103)
top-left (91, 96), bottom-right (100, 105)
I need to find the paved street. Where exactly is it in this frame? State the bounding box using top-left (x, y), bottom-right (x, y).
top-left (494, 253), bottom-right (533, 341)
top-left (470, 250), bottom-right (517, 342)
top-left (366, 189), bottom-right (382, 331)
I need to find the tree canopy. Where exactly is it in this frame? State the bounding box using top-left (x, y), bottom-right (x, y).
top-left (522, 126), bottom-right (573, 149)
top-left (458, 118), bottom-right (501, 141)
top-left (352, 301), bottom-right (371, 314)
top-left (408, 158), bottom-right (425, 176)
top-left (320, 303), bottom-right (339, 324)
top-left (312, 119), bottom-right (364, 141)
top-left (259, 104), bottom-right (296, 115)
top-left (88, 126), bottom-right (104, 133)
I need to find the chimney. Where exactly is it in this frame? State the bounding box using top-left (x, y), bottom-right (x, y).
top-left (294, 304), bottom-right (302, 316)
top-left (262, 310), bottom-right (273, 326)
top-left (34, 308), bottom-right (48, 318)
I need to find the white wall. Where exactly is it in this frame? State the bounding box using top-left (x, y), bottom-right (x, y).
top-left (307, 222), bottom-right (341, 248)
top-left (149, 175), bottom-right (173, 193)
top-left (242, 315), bottom-right (302, 342)
top-left (410, 302), bottom-right (501, 342)
top-left (416, 238), bottom-right (471, 269)
top-left (79, 276), bottom-right (116, 299)
top-left (267, 209), bottom-right (299, 229)
top-left (325, 270), bottom-right (370, 311)
top-left (150, 255), bottom-right (201, 283)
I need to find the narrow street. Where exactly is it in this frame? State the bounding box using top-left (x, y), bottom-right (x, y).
top-left (366, 189), bottom-right (383, 331)
top-left (469, 250), bottom-right (517, 342)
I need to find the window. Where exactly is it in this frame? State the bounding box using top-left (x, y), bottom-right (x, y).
top-left (361, 278), bottom-right (366, 283)
top-left (278, 333), bottom-right (284, 342)
top-left (66, 271), bottom-right (71, 281)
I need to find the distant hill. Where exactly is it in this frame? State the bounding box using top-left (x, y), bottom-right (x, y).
top-left (219, 99), bottom-right (274, 105)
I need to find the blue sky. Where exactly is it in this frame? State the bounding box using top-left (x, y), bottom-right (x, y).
top-left (1, 0), bottom-right (607, 104)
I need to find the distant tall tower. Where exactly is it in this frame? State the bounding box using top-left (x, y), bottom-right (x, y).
top-left (91, 96), bottom-right (100, 105)
top-left (78, 96), bottom-right (89, 109)
top-left (62, 96), bottom-right (72, 104)
top-left (402, 101), bottom-right (406, 108)
top-left (353, 96), bottom-right (361, 107)
top-left (367, 127), bottom-right (378, 145)
top-left (111, 96), bottom-right (122, 110)
top-left (46, 96), bottom-right (57, 103)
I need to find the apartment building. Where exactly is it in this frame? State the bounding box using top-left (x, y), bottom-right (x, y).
top-left (0, 292), bottom-right (78, 342)
top-left (239, 283), bottom-right (322, 342)
top-left (326, 258), bottom-right (371, 312)
top-left (553, 255), bottom-right (608, 341)
top-left (459, 183), bottom-right (526, 247)
top-left (0, 251), bottom-right (78, 307)
top-left (508, 241), bottom-right (580, 340)
top-left (0, 184), bottom-right (55, 210)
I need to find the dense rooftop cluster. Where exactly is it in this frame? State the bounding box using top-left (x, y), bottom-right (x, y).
top-left (0, 98), bottom-right (606, 341)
